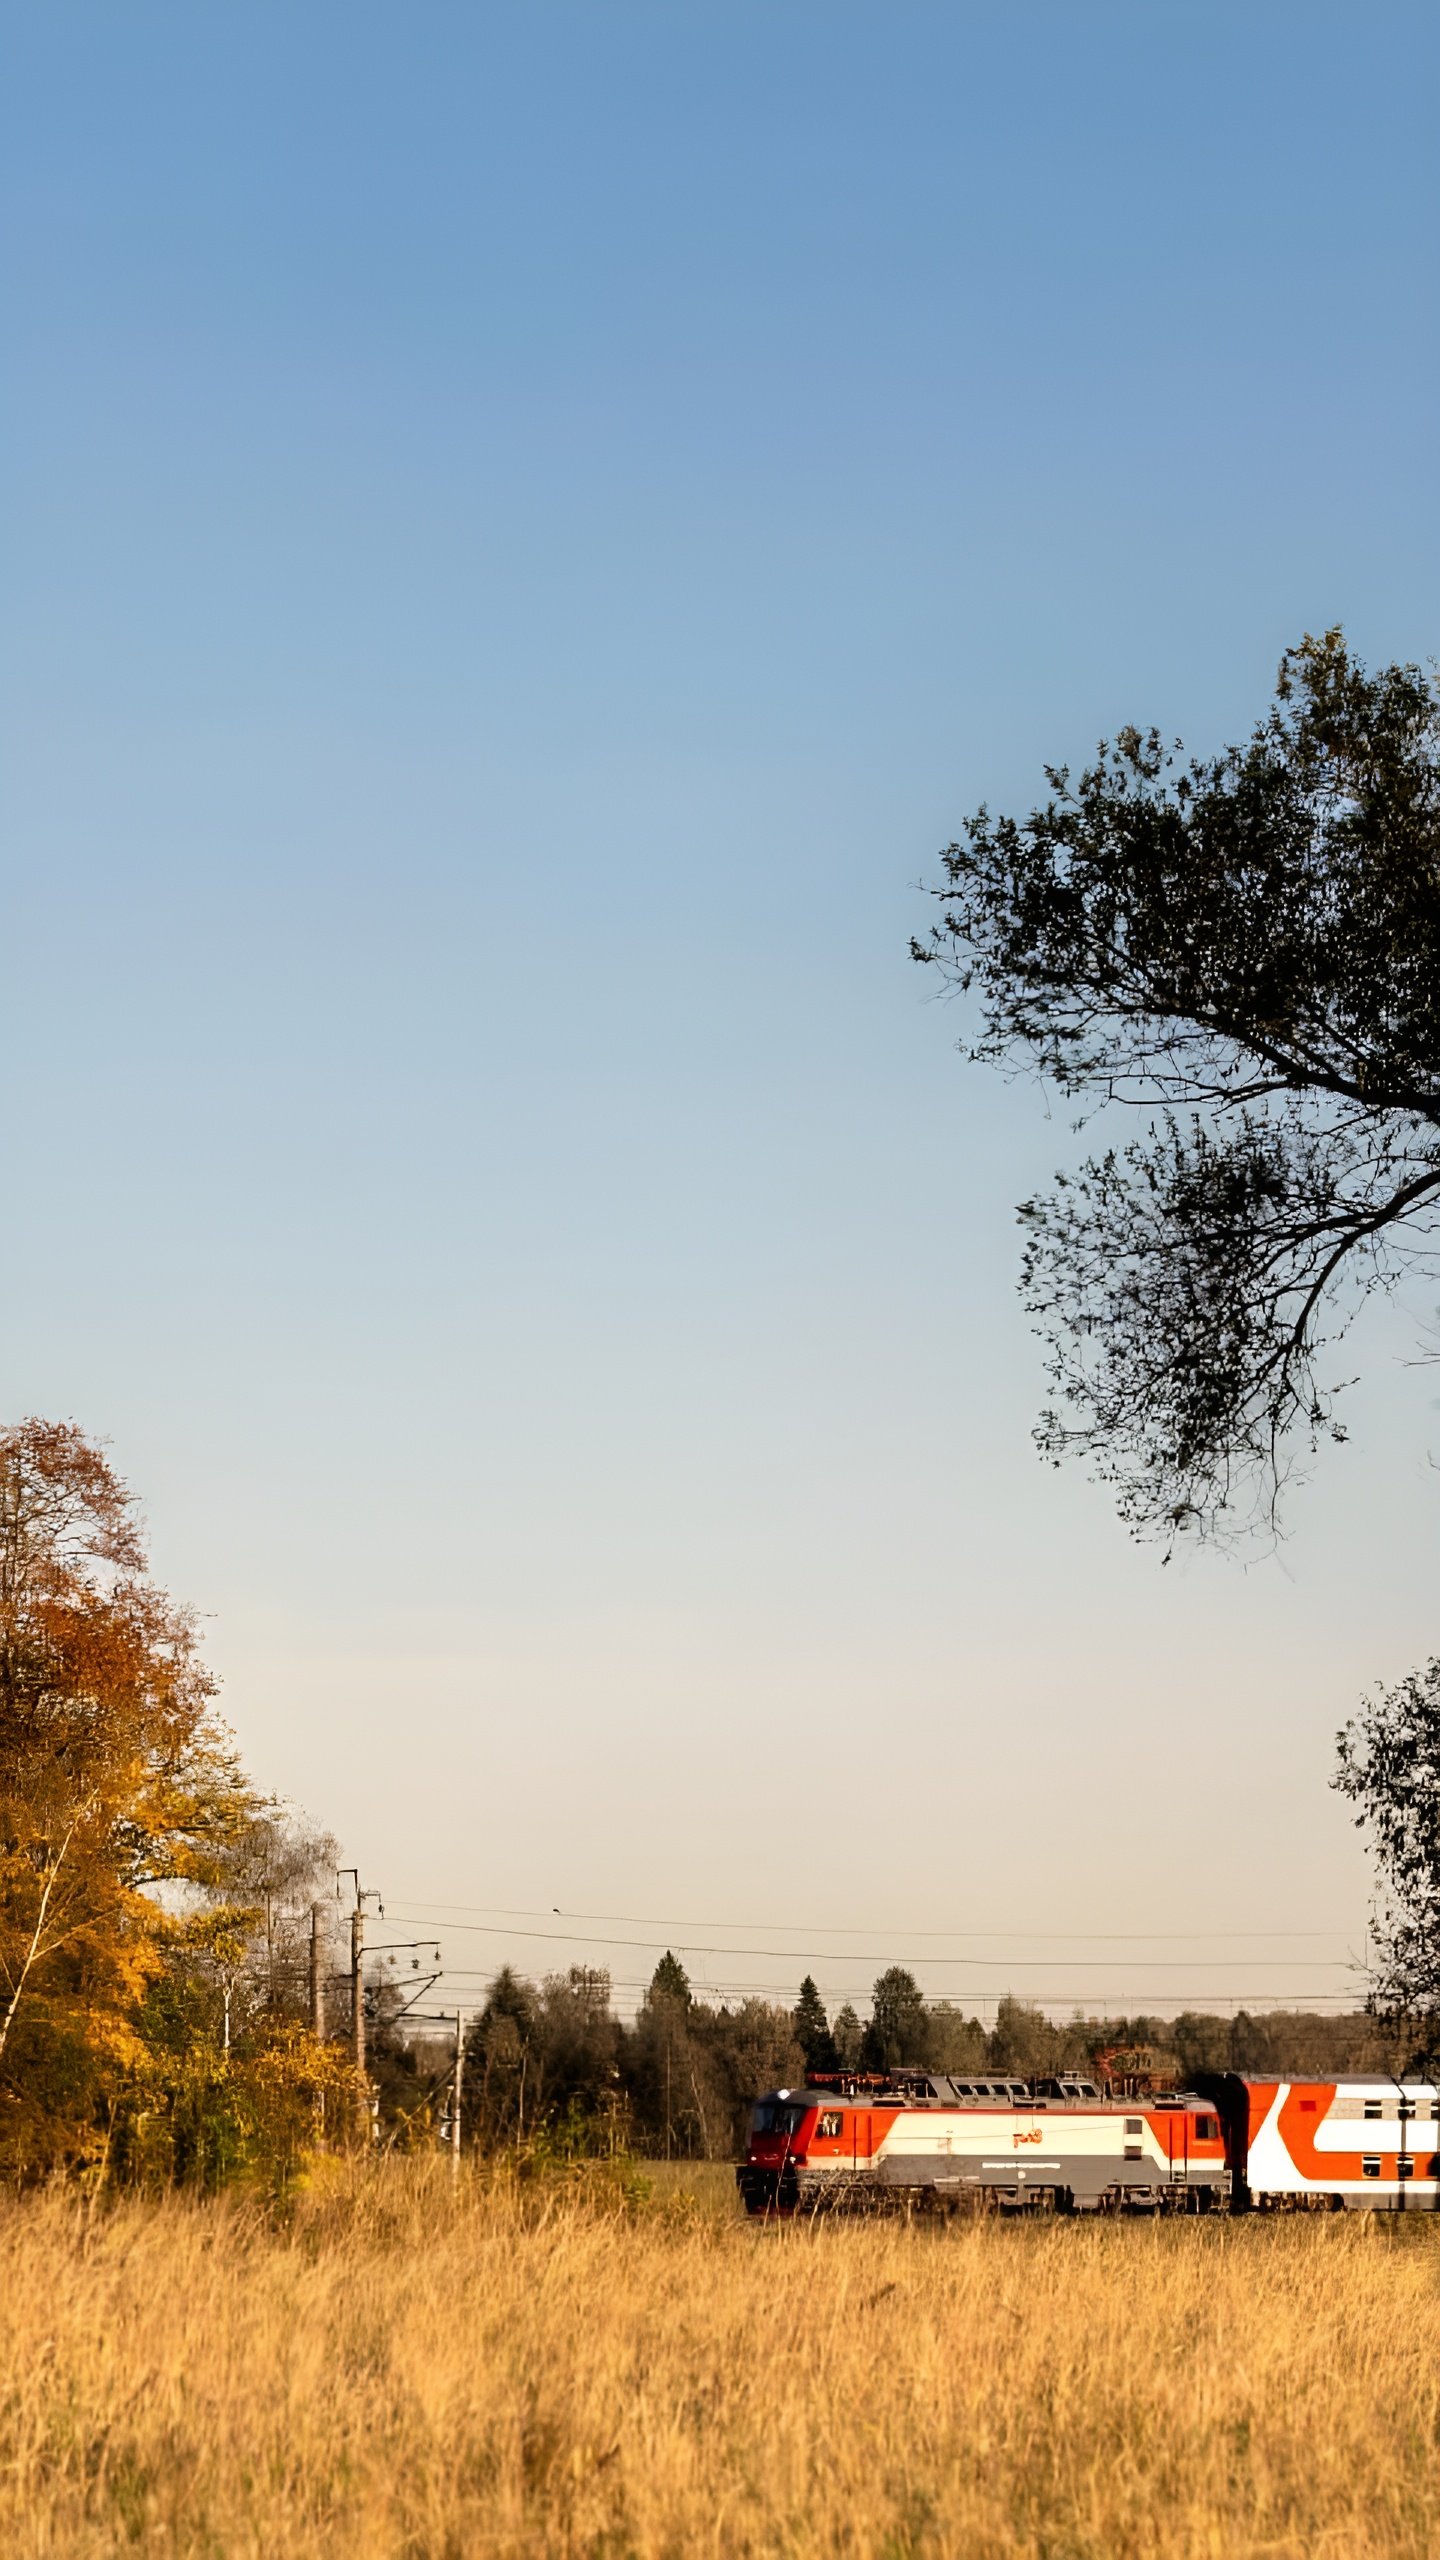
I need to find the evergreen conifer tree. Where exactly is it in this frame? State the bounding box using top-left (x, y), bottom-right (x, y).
top-left (792, 1975), bottom-right (837, 2075)
top-left (647, 1951), bottom-right (691, 2008)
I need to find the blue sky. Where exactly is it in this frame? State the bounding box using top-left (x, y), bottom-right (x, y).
top-left (4, 3), bottom-right (1439, 2019)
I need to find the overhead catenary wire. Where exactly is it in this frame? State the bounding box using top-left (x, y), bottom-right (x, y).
top-left (419, 1972), bottom-right (1370, 2006)
top-left (335, 1881), bottom-right (1373, 2043)
top-left (383, 1913), bottom-right (1358, 1972)
top-left (388, 1897), bottom-right (1345, 1944)
top-left (381, 1898), bottom-right (1370, 2026)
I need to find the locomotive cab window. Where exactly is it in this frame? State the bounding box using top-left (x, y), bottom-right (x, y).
top-left (817, 2112), bottom-right (843, 2139)
top-left (751, 2102), bottom-right (806, 2136)
top-left (1195, 2116), bottom-right (1218, 2141)
top-left (1125, 2119), bottom-right (1143, 2136)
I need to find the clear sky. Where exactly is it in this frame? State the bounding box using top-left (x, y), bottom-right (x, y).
top-left (5, 2), bottom-right (1439, 2023)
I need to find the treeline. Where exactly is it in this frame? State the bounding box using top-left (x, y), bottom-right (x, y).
top-left (442, 1956), bottom-right (1407, 2163)
top-left (449, 1953), bottom-right (800, 2164)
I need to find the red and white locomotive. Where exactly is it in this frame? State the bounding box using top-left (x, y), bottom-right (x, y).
top-left (739, 2068), bottom-right (1229, 2215)
top-left (738, 2065), bottom-right (1440, 2215)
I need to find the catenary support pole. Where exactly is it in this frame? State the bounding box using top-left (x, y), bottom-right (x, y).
top-left (337, 1872), bottom-right (382, 2144)
top-left (351, 1900), bottom-right (366, 2078)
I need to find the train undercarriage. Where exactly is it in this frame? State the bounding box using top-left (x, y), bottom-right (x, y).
top-left (737, 2163), bottom-right (1224, 2218)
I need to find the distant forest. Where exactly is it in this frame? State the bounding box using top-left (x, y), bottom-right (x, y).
top-left (378, 1956), bottom-right (1405, 2164)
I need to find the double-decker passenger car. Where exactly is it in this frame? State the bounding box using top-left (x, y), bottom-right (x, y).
top-left (738, 2069), bottom-right (1229, 2215)
top-left (1198, 2074), bottom-right (1440, 2211)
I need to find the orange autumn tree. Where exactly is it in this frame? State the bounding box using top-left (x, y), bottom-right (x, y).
top-left (0, 1420), bottom-right (262, 2173)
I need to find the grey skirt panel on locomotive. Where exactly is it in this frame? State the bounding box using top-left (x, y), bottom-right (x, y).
top-left (866, 2149), bottom-right (1228, 2202)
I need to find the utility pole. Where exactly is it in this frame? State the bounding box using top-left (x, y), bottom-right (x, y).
top-left (336, 1870), bottom-right (382, 2142)
top-left (351, 1901), bottom-right (366, 2076)
top-left (310, 1903), bottom-right (326, 2039)
top-left (452, 2010), bottom-right (465, 2186)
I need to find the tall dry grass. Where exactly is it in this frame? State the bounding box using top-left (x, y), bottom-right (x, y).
top-left (3, 2158), bottom-right (1439, 2558)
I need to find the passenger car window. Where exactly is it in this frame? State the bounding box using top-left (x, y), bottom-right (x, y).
top-left (1362, 2156), bottom-right (1381, 2177)
top-left (1125, 2118), bottom-right (1143, 2136)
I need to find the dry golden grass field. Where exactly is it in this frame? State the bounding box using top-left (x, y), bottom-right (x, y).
top-left (4, 2160), bottom-right (1440, 2560)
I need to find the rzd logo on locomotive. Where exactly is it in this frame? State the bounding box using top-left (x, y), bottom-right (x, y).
top-left (1013, 2126), bottom-right (1044, 2146)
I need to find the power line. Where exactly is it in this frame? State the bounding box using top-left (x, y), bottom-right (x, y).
top-left (384, 1912), bottom-right (1359, 1972)
top-left (422, 1969), bottom-right (1371, 2006)
top-left (388, 1896), bottom-right (1344, 1944)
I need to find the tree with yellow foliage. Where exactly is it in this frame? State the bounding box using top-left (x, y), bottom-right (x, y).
top-left (0, 1419), bottom-right (348, 2181)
